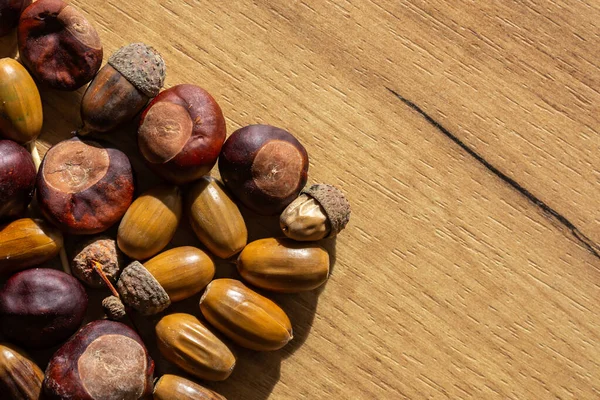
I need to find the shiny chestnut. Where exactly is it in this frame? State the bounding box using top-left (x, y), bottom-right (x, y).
top-left (18, 0), bottom-right (102, 90)
top-left (138, 84), bottom-right (226, 184)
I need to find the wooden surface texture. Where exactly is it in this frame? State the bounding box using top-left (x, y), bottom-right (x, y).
top-left (3, 0), bottom-right (600, 399)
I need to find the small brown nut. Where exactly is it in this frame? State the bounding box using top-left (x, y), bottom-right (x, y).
top-left (0, 342), bottom-right (43, 400)
top-left (154, 374), bottom-right (227, 400)
top-left (43, 320), bottom-right (154, 399)
top-left (186, 177), bottom-right (247, 259)
top-left (155, 313), bottom-right (235, 381)
top-left (80, 43), bottom-right (166, 135)
top-left (72, 236), bottom-right (127, 288)
top-left (199, 279), bottom-right (293, 351)
top-left (237, 238), bottom-right (330, 293)
top-left (18, 0), bottom-right (102, 90)
top-left (37, 137), bottom-right (135, 235)
top-left (117, 185), bottom-right (182, 260)
top-left (280, 183), bottom-right (350, 240)
top-left (117, 261), bottom-right (170, 316)
top-left (101, 296), bottom-right (126, 321)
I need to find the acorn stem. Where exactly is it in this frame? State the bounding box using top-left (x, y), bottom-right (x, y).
top-left (91, 260), bottom-right (120, 298)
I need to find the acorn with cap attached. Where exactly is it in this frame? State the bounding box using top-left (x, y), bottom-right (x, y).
top-left (280, 183), bottom-right (350, 241)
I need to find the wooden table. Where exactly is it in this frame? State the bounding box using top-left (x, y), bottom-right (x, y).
top-left (5, 1), bottom-right (600, 399)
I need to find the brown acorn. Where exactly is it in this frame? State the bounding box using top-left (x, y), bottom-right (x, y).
top-left (0, 342), bottom-right (43, 399)
top-left (80, 43), bottom-right (166, 135)
top-left (154, 374), bottom-right (227, 400)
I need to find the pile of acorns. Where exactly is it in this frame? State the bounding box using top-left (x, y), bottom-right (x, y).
top-left (0, 1), bottom-right (350, 399)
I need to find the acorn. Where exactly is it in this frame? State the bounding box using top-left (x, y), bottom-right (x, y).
top-left (187, 177), bottom-right (247, 259)
top-left (117, 185), bottom-right (182, 260)
top-left (237, 238), bottom-right (330, 293)
top-left (71, 236), bottom-right (127, 288)
top-left (155, 313), bottom-right (236, 381)
top-left (280, 183), bottom-right (350, 241)
top-left (0, 58), bottom-right (42, 144)
top-left (113, 247), bottom-right (215, 316)
top-left (0, 342), bottom-right (44, 400)
top-left (79, 43), bottom-right (166, 135)
top-left (199, 279), bottom-right (293, 351)
top-left (154, 374), bottom-right (227, 400)
top-left (0, 218), bottom-right (64, 276)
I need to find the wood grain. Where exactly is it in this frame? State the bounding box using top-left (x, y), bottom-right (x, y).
top-left (3, 0), bottom-right (600, 399)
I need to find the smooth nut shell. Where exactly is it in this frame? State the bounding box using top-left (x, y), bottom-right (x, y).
top-left (138, 84), bottom-right (226, 184)
top-left (144, 246), bottom-right (215, 302)
top-left (0, 58), bottom-right (42, 144)
top-left (118, 185), bottom-right (182, 260)
top-left (43, 320), bottom-right (154, 400)
top-left (238, 238), bottom-right (330, 293)
top-left (18, 0), bottom-right (102, 90)
top-left (154, 374), bottom-right (226, 400)
top-left (0, 218), bottom-right (63, 275)
top-left (218, 124), bottom-right (309, 215)
top-left (155, 313), bottom-right (236, 381)
top-left (0, 268), bottom-right (88, 349)
top-left (187, 177), bottom-right (247, 259)
top-left (199, 279), bottom-right (293, 351)
top-left (0, 140), bottom-right (36, 221)
top-left (37, 137), bottom-right (135, 235)
top-left (0, 343), bottom-right (43, 400)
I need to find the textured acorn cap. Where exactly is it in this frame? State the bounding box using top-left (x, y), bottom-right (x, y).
top-left (302, 184), bottom-right (350, 237)
top-left (109, 43), bottom-right (166, 97)
top-left (116, 261), bottom-right (171, 315)
top-left (102, 296), bottom-right (126, 320)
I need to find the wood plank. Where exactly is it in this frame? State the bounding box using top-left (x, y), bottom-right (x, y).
top-left (16, 1), bottom-right (600, 399)
top-left (226, 0), bottom-right (600, 246)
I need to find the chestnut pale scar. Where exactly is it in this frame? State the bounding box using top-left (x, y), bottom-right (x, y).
top-left (138, 102), bottom-right (193, 164)
top-left (252, 140), bottom-right (303, 198)
top-left (77, 335), bottom-right (147, 400)
top-left (60, 6), bottom-right (102, 50)
top-left (43, 141), bottom-right (110, 193)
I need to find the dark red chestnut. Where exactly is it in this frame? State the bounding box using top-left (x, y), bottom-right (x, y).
top-left (0, 0), bottom-right (31, 37)
top-left (37, 137), bottom-right (135, 235)
top-left (43, 320), bottom-right (154, 400)
top-left (0, 268), bottom-right (88, 348)
top-left (0, 139), bottom-right (36, 221)
top-left (18, 0), bottom-right (102, 90)
top-left (218, 124), bottom-right (309, 215)
top-left (138, 84), bottom-right (226, 184)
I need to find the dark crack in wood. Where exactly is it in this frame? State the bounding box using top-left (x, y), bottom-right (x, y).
top-left (387, 87), bottom-right (600, 259)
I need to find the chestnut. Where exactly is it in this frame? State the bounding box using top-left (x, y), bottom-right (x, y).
top-left (0, 268), bottom-right (88, 349)
top-left (18, 0), bottom-right (102, 90)
top-left (0, 0), bottom-right (31, 37)
top-left (37, 137), bottom-right (135, 235)
top-left (0, 140), bottom-right (36, 221)
top-left (80, 43), bottom-right (166, 135)
top-left (138, 84), bottom-right (226, 184)
top-left (218, 124), bottom-right (309, 215)
top-left (43, 320), bottom-right (154, 400)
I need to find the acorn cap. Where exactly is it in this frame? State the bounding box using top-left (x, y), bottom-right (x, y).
top-left (302, 184), bottom-right (350, 237)
top-left (102, 296), bottom-right (126, 320)
top-left (108, 43), bottom-right (166, 97)
top-left (116, 261), bottom-right (171, 315)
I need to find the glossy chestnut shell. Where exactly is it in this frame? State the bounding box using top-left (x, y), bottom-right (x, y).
top-left (0, 140), bottom-right (36, 221)
top-left (0, 268), bottom-right (88, 348)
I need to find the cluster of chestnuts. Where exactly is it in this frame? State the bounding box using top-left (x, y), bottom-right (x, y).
top-left (0, 1), bottom-right (350, 399)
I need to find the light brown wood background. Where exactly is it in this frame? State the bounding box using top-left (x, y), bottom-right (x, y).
top-left (2, 0), bottom-right (600, 399)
